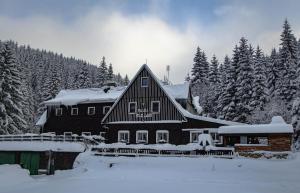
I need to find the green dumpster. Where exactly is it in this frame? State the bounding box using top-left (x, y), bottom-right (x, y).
top-left (0, 152), bottom-right (16, 164)
top-left (20, 152), bottom-right (40, 175)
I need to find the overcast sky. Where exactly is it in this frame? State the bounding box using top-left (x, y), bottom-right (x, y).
top-left (0, 0), bottom-right (299, 83)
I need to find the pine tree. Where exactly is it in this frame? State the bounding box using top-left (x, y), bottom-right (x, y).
top-left (76, 62), bottom-right (91, 89)
top-left (278, 19), bottom-right (298, 103)
top-left (267, 48), bottom-right (281, 97)
top-left (96, 56), bottom-right (108, 87)
top-left (235, 37), bottom-right (254, 123)
top-left (0, 43), bottom-right (26, 134)
top-left (107, 63), bottom-right (114, 81)
top-left (207, 55), bottom-right (220, 117)
top-left (250, 46), bottom-right (267, 110)
top-left (124, 75), bottom-right (130, 85)
top-left (292, 97), bottom-right (300, 136)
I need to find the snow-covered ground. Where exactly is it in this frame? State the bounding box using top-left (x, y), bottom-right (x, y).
top-left (1, 151), bottom-right (300, 193)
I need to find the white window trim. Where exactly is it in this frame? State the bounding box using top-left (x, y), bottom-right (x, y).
top-left (64, 132), bottom-right (72, 136)
top-left (71, 107), bottom-right (78, 115)
top-left (87, 106), bottom-right (96, 115)
top-left (136, 130), bottom-right (148, 144)
top-left (151, 101), bottom-right (160, 114)
top-left (156, 130), bottom-right (169, 144)
top-left (103, 106), bottom-right (111, 114)
top-left (128, 102), bottom-right (137, 114)
top-left (190, 131), bottom-right (203, 143)
top-left (118, 130), bottom-right (130, 143)
top-left (82, 132), bottom-right (91, 136)
top-left (55, 108), bottom-right (62, 116)
top-left (141, 77), bottom-right (149, 87)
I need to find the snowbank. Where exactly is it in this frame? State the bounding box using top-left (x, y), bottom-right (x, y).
top-left (192, 96), bottom-right (203, 114)
top-left (0, 165), bottom-right (33, 188)
top-left (219, 116), bottom-right (294, 134)
top-left (0, 141), bottom-right (86, 152)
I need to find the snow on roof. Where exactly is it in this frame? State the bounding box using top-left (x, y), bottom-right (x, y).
top-left (163, 82), bottom-right (189, 99)
top-left (44, 86), bottom-right (126, 106)
top-left (35, 111), bottom-right (47, 126)
top-left (218, 116), bottom-right (294, 134)
top-left (0, 141), bottom-right (86, 152)
top-left (43, 83), bottom-right (190, 106)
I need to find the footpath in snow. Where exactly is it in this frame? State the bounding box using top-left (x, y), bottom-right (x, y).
top-left (0, 151), bottom-right (300, 193)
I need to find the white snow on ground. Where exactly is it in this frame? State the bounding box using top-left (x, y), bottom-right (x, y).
top-left (1, 151), bottom-right (300, 193)
top-left (0, 141), bottom-right (86, 152)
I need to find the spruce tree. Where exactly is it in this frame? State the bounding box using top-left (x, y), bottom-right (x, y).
top-left (124, 75), bottom-right (130, 85)
top-left (97, 56), bottom-right (108, 87)
top-left (235, 37), bottom-right (254, 123)
top-left (76, 62), bottom-right (91, 89)
top-left (108, 63), bottom-right (114, 81)
top-left (251, 46), bottom-right (267, 110)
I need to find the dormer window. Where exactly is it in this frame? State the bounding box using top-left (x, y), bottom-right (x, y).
top-left (55, 108), bottom-right (62, 116)
top-left (87, 107), bottom-right (96, 115)
top-left (141, 77), bottom-right (149, 87)
top-left (151, 101), bottom-right (160, 113)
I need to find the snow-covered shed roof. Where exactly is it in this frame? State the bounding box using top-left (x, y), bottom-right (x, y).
top-left (218, 116), bottom-right (294, 134)
top-left (43, 83), bottom-right (190, 106)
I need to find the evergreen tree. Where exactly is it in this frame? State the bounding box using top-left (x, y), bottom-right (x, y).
top-left (108, 63), bottom-right (114, 81)
top-left (292, 97), bottom-right (300, 137)
top-left (97, 56), bottom-right (108, 87)
top-left (251, 46), bottom-right (267, 110)
top-left (185, 73), bottom-right (191, 82)
top-left (278, 19), bottom-right (298, 103)
top-left (235, 37), bottom-right (254, 123)
top-left (267, 48), bottom-right (281, 97)
top-left (0, 43), bottom-right (26, 134)
top-left (124, 75), bottom-right (130, 85)
top-left (76, 62), bottom-right (91, 89)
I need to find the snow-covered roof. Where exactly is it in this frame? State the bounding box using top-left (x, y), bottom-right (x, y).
top-left (218, 116), bottom-right (294, 134)
top-left (43, 86), bottom-right (126, 106)
top-left (163, 82), bottom-right (189, 99)
top-left (43, 83), bottom-right (190, 106)
top-left (35, 111), bottom-right (47, 126)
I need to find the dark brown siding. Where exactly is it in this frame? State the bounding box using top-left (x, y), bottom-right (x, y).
top-left (43, 102), bottom-right (114, 135)
top-left (104, 67), bottom-right (185, 123)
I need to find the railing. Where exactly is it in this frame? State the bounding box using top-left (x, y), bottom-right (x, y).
top-left (0, 134), bottom-right (84, 142)
top-left (92, 147), bottom-right (235, 158)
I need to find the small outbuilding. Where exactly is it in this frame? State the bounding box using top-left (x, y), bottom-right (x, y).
top-left (218, 116), bottom-right (293, 152)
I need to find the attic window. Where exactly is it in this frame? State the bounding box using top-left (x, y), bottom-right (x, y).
top-left (128, 102), bottom-right (137, 114)
top-left (141, 77), bottom-right (149, 87)
top-left (151, 101), bottom-right (160, 113)
top-left (55, 108), bottom-right (63, 116)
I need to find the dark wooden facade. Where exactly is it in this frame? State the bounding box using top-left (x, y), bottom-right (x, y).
top-left (42, 102), bottom-right (113, 135)
top-left (102, 66), bottom-right (186, 123)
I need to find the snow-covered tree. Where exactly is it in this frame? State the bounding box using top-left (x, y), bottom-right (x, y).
top-left (96, 56), bottom-right (108, 87)
top-left (124, 75), bottom-right (130, 85)
top-left (107, 63), bottom-right (114, 81)
top-left (76, 62), bottom-right (91, 89)
top-left (235, 37), bottom-right (254, 123)
top-left (250, 46), bottom-right (267, 110)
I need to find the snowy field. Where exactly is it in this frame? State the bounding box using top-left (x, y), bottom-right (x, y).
top-left (0, 152), bottom-right (300, 193)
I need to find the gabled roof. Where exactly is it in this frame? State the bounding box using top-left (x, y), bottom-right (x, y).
top-left (102, 64), bottom-right (188, 123)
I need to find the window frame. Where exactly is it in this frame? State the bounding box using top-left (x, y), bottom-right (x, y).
top-left (55, 108), bottom-right (63, 116)
top-left (71, 107), bottom-right (78, 116)
top-left (128, 102), bottom-right (137, 114)
top-left (136, 130), bottom-right (148, 144)
top-left (151, 101), bottom-right (160, 114)
top-left (87, 106), bottom-right (96, 115)
top-left (103, 106), bottom-right (111, 114)
top-left (190, 131), bottom-right (203, 143)
top-left (141, 77), bottom-right (149, 87)
top-left (118, 130), bottom-right (130, 143)
top-left (156, 130), bottom-right (169, 144)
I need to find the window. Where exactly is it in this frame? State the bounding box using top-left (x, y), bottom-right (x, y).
top-left (190, 131), bottom-right (202, 143)
top-left (118, 131), bottom-right (130, 143)
top-left (128, 102), bottom-right (137, 114)
top-left (82, 132), bottom-right (91, 136)
top-left (141, 77), bottom-right (149, 87)
top-left (156, 130), bottom-right (169, 143)
top-left (240, 136), bottom-right (247, 144)
top-left (55, 108), bottom-right (62, 116)
top-left (136, 130), bottom-right (148, 144)
top-left (71, 107), bottom-right (78, 115)
top-left (151, 101), bottom-right (160, 113)
top-left (87, 107), bottom-right (96, 115)
top-left (103, 106), bottom-right (111, 114)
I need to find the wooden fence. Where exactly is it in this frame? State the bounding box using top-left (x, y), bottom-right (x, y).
top-left (92, 147), bottom-right (235, 158)
top-left (0, 134), bottom-right (84, 142)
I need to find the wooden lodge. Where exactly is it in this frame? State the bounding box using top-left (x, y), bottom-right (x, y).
top-left (36, 64), bottom-right (293, 153)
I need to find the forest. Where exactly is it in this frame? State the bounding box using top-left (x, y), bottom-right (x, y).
top-left (188, 20), bottom-right (300, 138)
